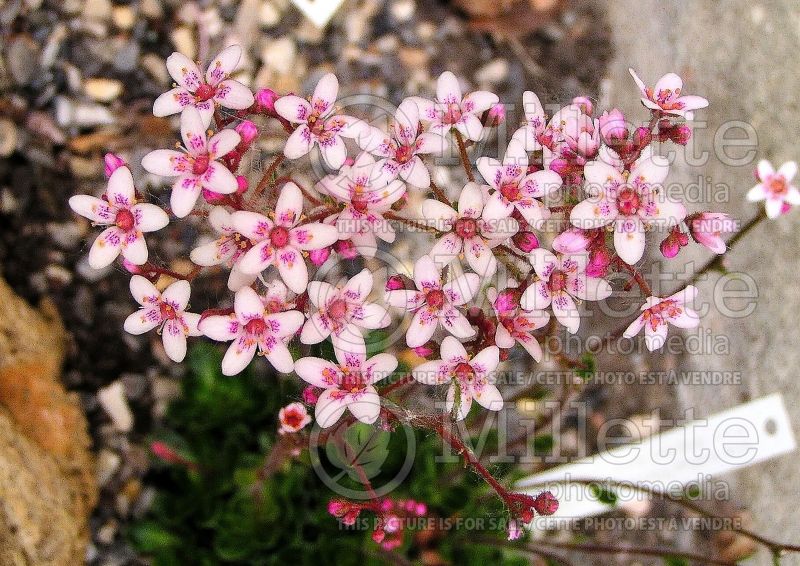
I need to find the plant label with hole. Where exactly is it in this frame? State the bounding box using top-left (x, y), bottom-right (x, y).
top-left (290, 0), bottom-right (346, 28)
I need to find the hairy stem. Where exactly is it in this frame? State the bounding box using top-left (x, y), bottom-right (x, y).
top-left (453, 130), bottom-right (475, 182)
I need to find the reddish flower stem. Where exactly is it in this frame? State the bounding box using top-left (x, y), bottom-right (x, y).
top-left (253, 154), bottom-right (286, 198)
top-left (384, 211), bottom-right (440, 233)
top-left (429, 179), bottom-right (450, 204)
top-left (453, 130), bottom-right (475, 182)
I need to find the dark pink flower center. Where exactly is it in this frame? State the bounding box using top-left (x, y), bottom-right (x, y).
top-left (454, 217), bottom-right (478, 239)
top-left (245, 318), bottom-right (267, 336)
top-left (115, 209), bottom-right (135, 232)
top-left (192, 154), bottom-right (210, 175)
top-left (159, 302), bottom-right (177, 320)
top-left (499, 182), bottom-right (520, 202)
top-left (327, 298), bottom-right (348, 321)
top-left (269, 226), bottom-right (290, 248)
top-left (395, 145), bottom-right (413, 164)
top-left (308, 113), bottom-right (326, 136)
top-left (352, 196), bottom-right (369, 213)
top-left (341, 367), bottom-right (366, 393)
top-left (195, 83), bottom-right (216, 102)
top-left (643, 299), bottom-right (682, 330)
top-left (426, 289), bottom-right (445, 310)
top-left (442, 103), bottom-right (462, 125)
top-left (282, 409), bottom-right (305, 429)
top-left (453, 362), bottom-right (475, 384)
top-left (548, 269), bottom-right (568, 293)
top-left (616, 187), bottom-right (641, 216)
top-left (767, 175), bottom-right (789, 197)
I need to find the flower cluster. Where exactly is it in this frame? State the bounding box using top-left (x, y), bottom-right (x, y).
top-left (72, 45), bottom-right (776, 537)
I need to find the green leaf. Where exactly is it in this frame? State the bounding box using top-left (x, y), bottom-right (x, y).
top-left (532, 434), bottom-right (554, 456)
top-left (326, 422), bottom-right (392, 481)
top-left (129, 521), bottom-right (181, 551)
top-left (576, 352), bottom-right (596, 381)
top-left (663, 557), bottom-right (690, 566)
top-left (590, 484), bottom-right (618, 506)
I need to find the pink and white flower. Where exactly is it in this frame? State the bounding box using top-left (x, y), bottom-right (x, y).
top-left (274, 73), bottom-right (366, 169)
top-left (199, 286), bottom-right (304, 376)
top-left (623, 285), bottom-right (701, 351)
top-left (413, 71), bottom-right (498, 142)
top-left (520, 249), bottom-right (612, 334)
top-left (359, 98), bottom-right (446, 188)
top-left (190, 206), bottom-right (258, 291)
top-left (278, 402), bottom-right (312, 434)
top-left (540, 103), bottom-right (600, 165)
top-left (511, 91), bottom-right (547, 152)
top-left (142, 107), bottom-right (239, 217)
top-left (153, 45), bottom-right (254, 128)
top-left (422, 181), bottom-right (519, 277)
top-left (747, 160), bottom-right (800, 219)
top-left (385, 255), bottom-right (479, 348)
top-left (123, 276), bottom-right (201, 362)
top-left (300, 268), bottom-right (390, 358)
top-left (688, 212), bottom-right (735, 254)
top-left (477, 138), bottom-right (563, 226)
top-left (316, 152), bottom-right (406, 257)
top-left (69, 166), bottom-right (169, 269)
top-left (487, 288), bottom-right (549, 362)
top-left (411, 336), bottom-right (502, 421)
top-left (234, 182), bottom-right (339, 293)
top-left (629, 69), bottom-right (708, 120)
top-left (570, 156), bottom-right (686, 264)
top-left (295, 349), bottom-right (398, 427)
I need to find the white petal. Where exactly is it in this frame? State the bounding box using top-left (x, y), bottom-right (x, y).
top-left (464, 236), bottom-right (497, 277)
top-left (200, 314), bottom-right (240, 341)
top-left (441, 335), bottom-right (468, 364)
top-left (614, 217), bottom-right (646, 265)
top-left (141, 149), bottom-right (186, 177)
top-left (124, 308), bottom-right (161, 335)
top-left (88, 227), bottom-right (124, 268)
top-left (275, 182), bottom-right (303, 227)
top-left (521, 280), bottom-right (551, 311)
top-left (429, 232), bottom-right (462, 266)
top-left (779, 161), bottom-right (798, 182)
top-left (300, 311), bottom-right (334, 344)
top-left (412, 360), bottom-right (447, 384)
top-left (406, 307), bottom-right (439, 348)
top-left (295, 357), bottom-right (342, 388)
top-left (552, 292), bottom-right (581, 334)
top-left (746, 183), bottom-right (766, 202)
top-left (644, 323), bottom-right (669, 351)
top-left (312, 73), bottom-right (339, 115)
top-left (283, 124), bottom-right (314, 159)
top-left (440, 307), bottom-right (475, 339)
top-left (436, 71), bottom-right (462, 104)
top-left (471, 345), bottom-right (500, 375)
top-left (348, 386), bottom-right (382, 424)
top-left (457, 181), bottom-right (485, 218)
top-left (319, 135), bottom-right (347, 169)
top-left (364, 353), bottom-right (398, 384)
top-left (462, 90), bottom-right (498, 115)
top-left (205, 45), bottom-right (242, 85)
top-left (221, 336), bottom-right (257, 376)
top-left (442, 273), bottom-right (480, 305)
top-left (106, 166), bottom-right (135, 208)
top-left (129, 275), bottom-right (160, 305)
top-left (208, 129), bottom-right (241, 160)
top-left (162, 279), bottom-right (191, 310)
top-left (180, 106), bottom-right (208, 155)
top-left (131, 203), bottom-right (169, 232)
top-left (153, 87), bottom-right (192, 117)
top-left (162, 320), bottom-right (188, 362)
top-left (165, 52), bottom-right (203, 90)
top-left (170, 176), bottom-right (203, 218)
top-left (263, 340), bottom-right (295, 374)
top-left (276, 247), bottom-right (309, 293)
top-left (413, 255), bottom-right (442, 291)
top-left (68, 195), bottom-right (115, 224)
top-left (275, 95), bottom-right (313, 123)
top-left (213, 79), bottom-right (254, 109)
top-left (474, 383), bottom-right (503, 411)
top-left (315, 389), bottom-right (348, 428)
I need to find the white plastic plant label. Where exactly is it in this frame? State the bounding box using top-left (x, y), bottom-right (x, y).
top-left (515, 393), bottom-right (796, 530)
top-left (290, 0), bottom-right (346, 28)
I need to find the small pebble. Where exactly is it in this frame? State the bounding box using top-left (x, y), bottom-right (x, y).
top-left (171, 26), bottom-right (196, 59)
top-left (0, 118), bottom-right (17, 157)
top-left (84, 78), bottom-right (124, 103)
top-left (476, 58), bottom-right (509, 84)
top-left (97, 381), bottom-right (134, 433)
top-left (112, 6), bottom-right (136, 30)
top-left (96, 449), bottom-right (122, 487)
top-left (391, 0), bottom-right (415, 23)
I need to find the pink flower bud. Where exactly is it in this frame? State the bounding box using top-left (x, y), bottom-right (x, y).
top-left (202, 188), bottom-right (227, 204)
top-left (586, 247), bottom-right (611, 278)
top-left (670, 125), bottom-right (692, 145)
top-left (334, 239), bottom-right (358, 259)
top-left (689, 212), bottom-right (733, 254)
top-left (507, 519), bottom-right (523, 541)
top-left (549, 158), bottom-right (571, 176)
top-left (308, 247), bottom-right (331, 266)
top-left (659, 226), bottom-right (689, 259)
top-left (104, 153), bottom-right (126, 177)
top-left (302, 386), bottom-right (320, 404)
top-left (781, 202), bottom-right (793, 215)
top-left (235, 120), bottom-right (259, 145)
top-left (343, 509), bottom-right (361, 526)
top-left (122, 259), bottom-right (145, 274)
top-left (371, 528), bottom-right (386, 544)
top-left (493, 289), bottom-right (518, 314)
top-left (414, 503), bottom-right (427, 516)
top-left (412, 343), bottom-right (435, 358)
top-left (633, 126), bottom-right (652, 148)
top-left (385, 274), bottom-right (407, 291)
top-left (236, 175), bottom-right (249, 194)
top-left (553, 228), bottom-right (591, 254)
top-left (532, 491), bottom-right (559, 516)
top-left (512, 230), bottom-right (539, 253)
top-left (599, 108), bottom-right (628, 143)
top-left (571, 96), bottom-right (593, 116)
top-left (328, 499), bottom-right (348, 517)
top-left (255, 88), bottom-right (278, 113)
top-left (487, 103), bottom-right (506, 126)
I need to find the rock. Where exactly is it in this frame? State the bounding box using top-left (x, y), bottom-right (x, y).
top-left (7, 35), bottom-right (39, 86)
top-left (259, 1), bottom-right (281, 27)
top-left (55, 96), bottom-right (115, 128)
top-left (475, 58), bottom-right (509, 84)
top-left (81, 0), bottom-right (112, 22)
top-left (84, 78), bottom-right (123, 102)
top-left (141, 53), bottom-right (170, 86)
top-left (0, 277), bottom-right (97, 565)
top-left (0, 118), bottom-right (17, 157)
top-left (111, 6), bottom-right (136, 30)
top-left (97, 381), bottom-right (134, 433)
top-left (171, 26), bottom-right (196, 59)
top-left (390, 0), bottom-right (415, 23)
top-left (261, 37), bottom-right (297, 75)
top-left (96, 449), bottom-right (121, 488)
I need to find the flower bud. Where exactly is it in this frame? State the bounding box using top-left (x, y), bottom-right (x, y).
top-left (689, 212), bottom-right (733, 254)
top-left (328, 499), bottom-right (348, 517)
top-left (236, 175), bottom-right (249, 194)
top-left (308, 247), bottom-right (331, 266)
top-left (371, 528), bottom-right (386, 544)
top-left (549, 158), bottom-right (571, 176)
top-left (660, 226), bottom-right (689, 259)
top-left (104, 153), bottom-right (126, 177)
top-left (412, 343), bottom-right (436, 358)
top-left (202, 188), bottom-right (227, 204)
top-left (507, 519), bottom-right (523, 541)
top-left (302, 386), bottom-right (320, 404)
top-left (334, 239), bottom-right (358, 259)
top-left (255, 88), bottom-right (278, 113)
top-left (532, 491), bottom-right (559, 516)
top-left (586, 246), bottom-right (611, 278)
top-left (493, 289), bottom-right (518, 314)
top-left (553, 228), bottom-right (591, 254)
top-left (571, 96), bottom-right (593, 115)
top-left (122, 259), bottom-right (145, 274)
top-left (512, 230), bottom-right (539, 253)
top-left (487, 103), bottom-right (506, 127)
top-left (669, 125), bottom-right (692, 145)
top-left (235, 120), bottom-right (259, 145)
top-left (599, 108), bottom-right (628, 143)
top-left (385, 274), bottom-right (411, 291)
top-left (633, 126), bottom-right (652, 148)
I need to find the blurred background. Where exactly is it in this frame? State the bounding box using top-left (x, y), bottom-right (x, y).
top-left (0, 0), bottom-right (797, 564)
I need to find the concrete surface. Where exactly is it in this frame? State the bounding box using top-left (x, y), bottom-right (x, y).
top-left (602, 1), bottom-right (800, 563)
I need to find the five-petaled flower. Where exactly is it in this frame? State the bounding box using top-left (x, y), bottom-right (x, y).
top-left (487, 288), bottom-right (550, 361)
top-left (317, 152), bottom-right (406, 257)
top-left (521, 249), bottom-right (612, 334)
top-left (412, 336), bottom-right (502, 421)
top-left (142, 107), bottom-right (240, 217)
top-left (69, 166), bottom-right (169, 269)
top-left (747, 160), bottom-right (800, 219)
top-left (190, 206), bottom-right (258, 291)
top-left (300, 268), bottom-right (390, 358)
top-left (123, 276), bottom-right (201, 362)
top-left (629, 69), bottom-right (708, 120)
top-left (623, 285), bottom-right (700, 351)
top-left (477, 138), bottom-right (563, 226)
top-left (234, 182), bottom-right (339, 293)
top-left (153, 45), bottom-right (254, 128)
top-left (199, 285), bottom-right (304, 375)
top-left (413, 71), bottom-right (498, 142)
top-left (422, 181), bottom-right (519, 277)
top-left (295, 349), bottom-right (398, 428)
top-left (359, 98), bottom-right (446, 188)
top-left (274, 73), bottom-right (366, 169)
top-left (571, 156), bottom-right (686, 265)
top-left (385, 255), bottom-right (478, 348)
top-left (278, 402), bottom-right (312, 434)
